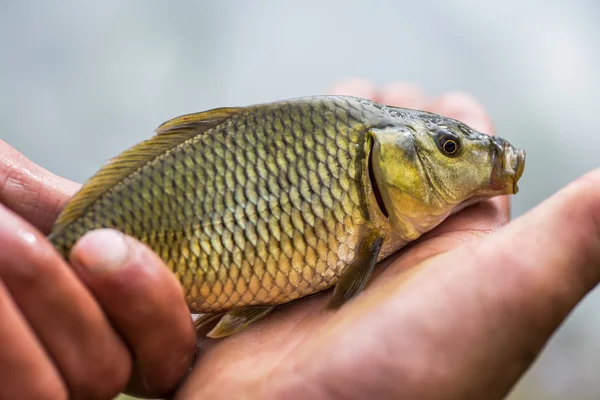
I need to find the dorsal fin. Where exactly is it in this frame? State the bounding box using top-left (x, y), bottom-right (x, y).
top-left (155, 107), bottom-right (241, 134)
top-left (51, 107), bottom-right (242, 235)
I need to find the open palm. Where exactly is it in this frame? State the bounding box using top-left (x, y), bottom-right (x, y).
top-left (173, 83), bottom-right (600, 399)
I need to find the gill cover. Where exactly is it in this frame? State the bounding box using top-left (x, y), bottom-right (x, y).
top-left (369, 126), bottom-right (446, 241)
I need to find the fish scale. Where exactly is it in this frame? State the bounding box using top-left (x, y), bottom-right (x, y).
top-left (50, 97), bottom-right (374, 313)
top-left (49, 95), bottom-right (525, 337)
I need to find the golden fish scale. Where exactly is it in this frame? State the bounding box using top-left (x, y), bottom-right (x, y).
top-left (52, 98), bottom-right (374, 312)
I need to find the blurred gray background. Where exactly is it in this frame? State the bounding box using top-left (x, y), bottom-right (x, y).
top-left (1, 1), bottom-right (598, 398)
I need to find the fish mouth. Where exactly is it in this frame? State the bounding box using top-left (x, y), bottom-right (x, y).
top-left (491, 137), bottom-right (526, 194)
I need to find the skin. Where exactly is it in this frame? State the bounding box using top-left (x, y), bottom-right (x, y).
top-left (0, 145), bottom-right (196, 397)
top-left (0, 81), bottom-right (598, 399)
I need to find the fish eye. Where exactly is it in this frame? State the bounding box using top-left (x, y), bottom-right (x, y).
top-left (435, 130), bottom-right (461, 156)
top-left (443, 139), bottom-right (458, 154)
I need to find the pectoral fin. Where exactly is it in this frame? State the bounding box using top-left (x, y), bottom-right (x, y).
top-left (207, 306), bottom-right (275, 338)
top-left (327, 232), bottom-right (383, 309)
top-left (193, 313), bottom-right (224, 330)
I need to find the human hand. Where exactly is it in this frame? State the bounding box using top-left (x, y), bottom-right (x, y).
top-left (173, 81), bottom-right (600, 399)
top-left (0, 140), bottom-right (197, 399)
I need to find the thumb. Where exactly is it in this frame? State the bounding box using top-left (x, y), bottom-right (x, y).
top-left (474, 169), bottom-right (600, 333)
top-left (397, 169), bottom-right (600, 398)
top-left (70, 229), bottom-right (196, 398)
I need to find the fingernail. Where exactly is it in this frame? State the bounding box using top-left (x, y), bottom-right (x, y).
top-left (72, 229), bottom-right (129, 272)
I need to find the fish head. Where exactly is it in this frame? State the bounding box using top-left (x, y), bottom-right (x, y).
top-left (369, 113), bottom-right (525, 241)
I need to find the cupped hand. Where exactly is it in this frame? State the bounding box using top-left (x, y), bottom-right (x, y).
top-left (173, 81), bottom-right (600, 400)
top-left (0, 140), bottom-right (197, 399)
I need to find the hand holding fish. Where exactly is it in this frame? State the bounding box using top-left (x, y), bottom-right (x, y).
top-left (0, 82), bottom-right (599, 400)
top-left (0, 142), bottom-right (196, 398)
top-left (171, 83), bottom-right (600, 399)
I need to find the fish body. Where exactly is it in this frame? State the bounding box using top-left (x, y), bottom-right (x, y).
top-left (48, 96), bottom-right (525, 337)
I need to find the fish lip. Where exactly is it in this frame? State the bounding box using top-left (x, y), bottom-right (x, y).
top-left (490, 138), bottom-right (526, 194)
top-left (513, 148), bottom-right (526, 193)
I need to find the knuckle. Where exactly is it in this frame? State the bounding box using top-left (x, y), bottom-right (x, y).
top-left (0, 170), bottom-right (44, 223)
top-left (0, 208), bottom-right (62, 286)
top-left (0, 238), bottom-right (59, 287)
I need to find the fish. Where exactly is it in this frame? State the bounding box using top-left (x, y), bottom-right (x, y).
top-left (47, 96), bottom-right (525, 338)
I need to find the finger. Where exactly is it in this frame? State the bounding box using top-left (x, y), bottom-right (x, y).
top-left (0, 281), bottom-right (67, 400)
top-left (470, 169), bottom-right (600, 323)
top-left (0, 139), bottom-right (80, 234)
top-left (374, 81), bottom-right (427, 110)
top-left (279, 169), bottom-right (600, 399)
top-left (426, 91), bottom-right (495, 135)
top-left (0, 205), bottom-right (131, 399)
top-left (70, 229), bottom-right (197, 398)
top-left (394, 169), bottom-right (600, 398)
top-left (328, 79), bottom-right (377, 99)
